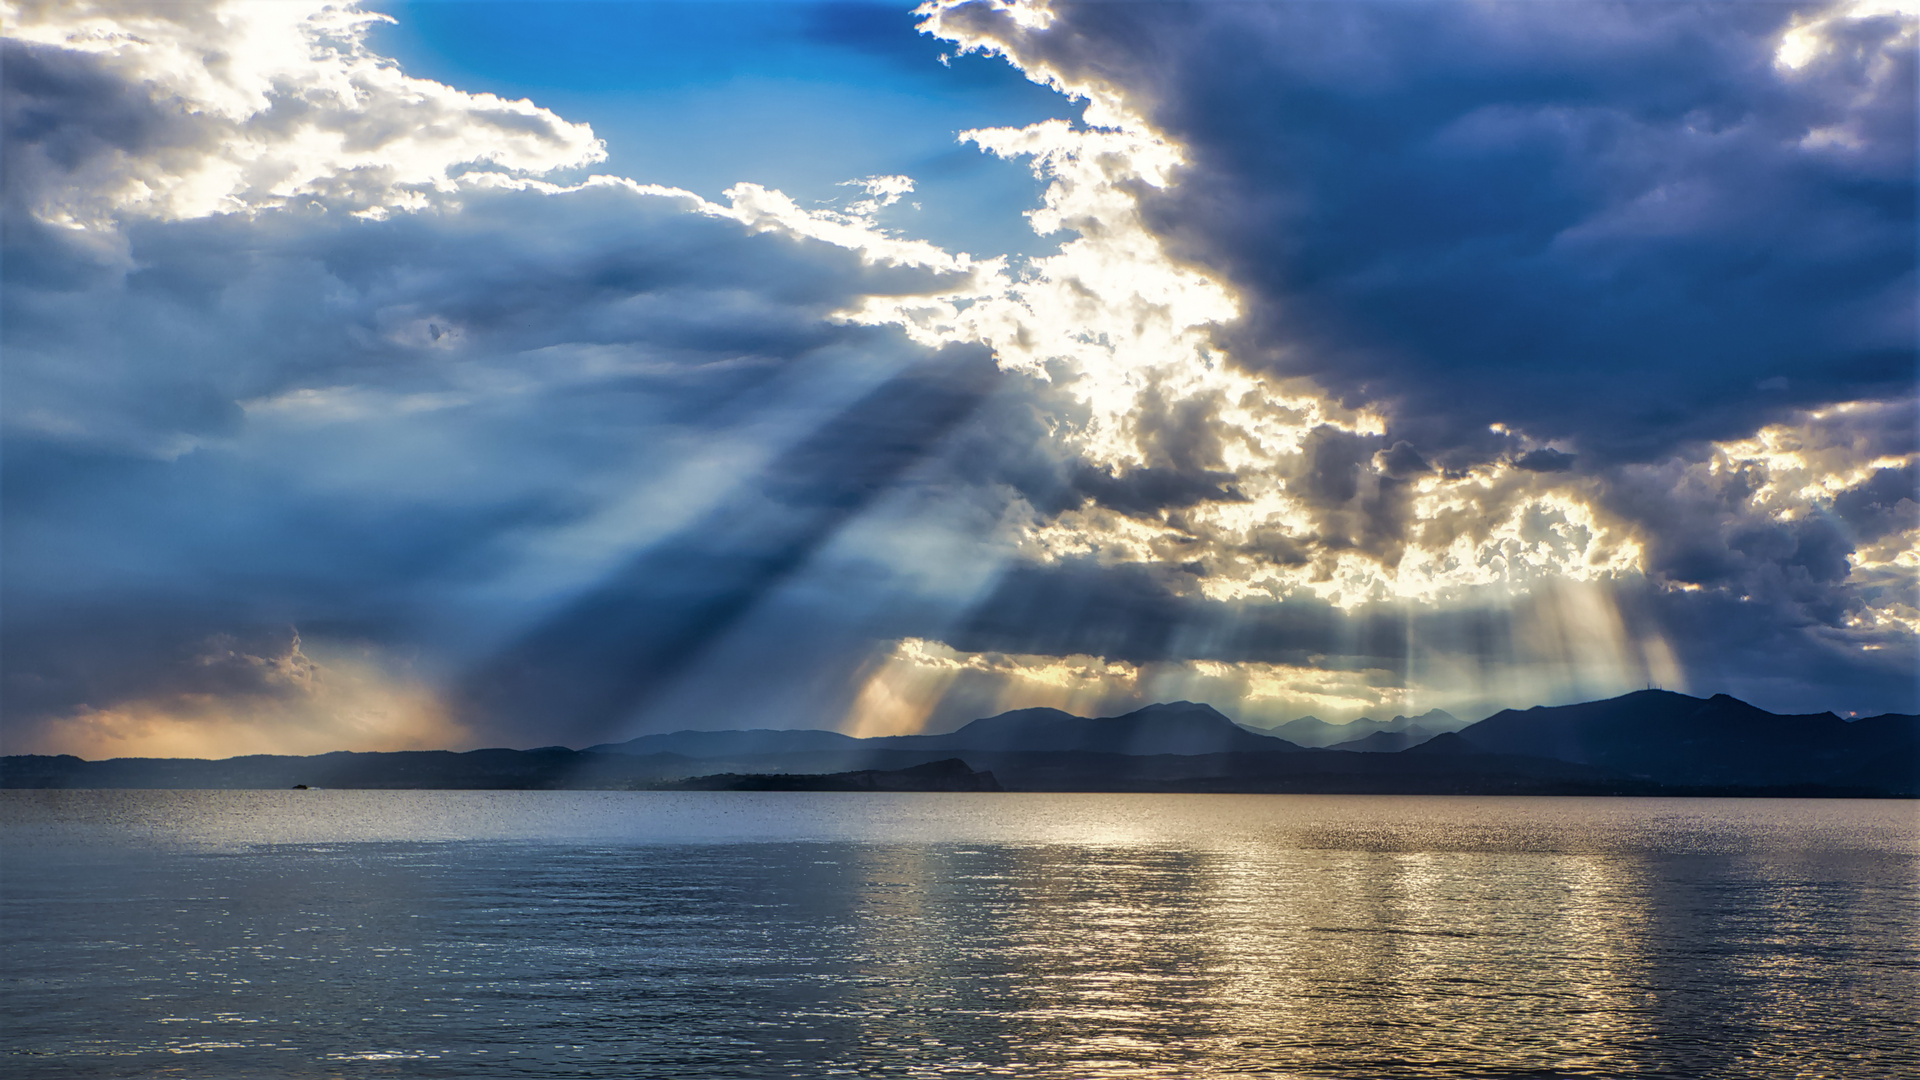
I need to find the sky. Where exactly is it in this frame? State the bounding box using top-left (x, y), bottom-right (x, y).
top-left (2, 0), bottom-right (1915, 758)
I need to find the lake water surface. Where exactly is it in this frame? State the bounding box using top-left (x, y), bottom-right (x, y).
top-left (3, 791), bottom-right (1915, 1078)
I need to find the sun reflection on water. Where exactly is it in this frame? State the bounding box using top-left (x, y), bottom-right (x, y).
top-left (3, 792), bottom-right (1915, 1078)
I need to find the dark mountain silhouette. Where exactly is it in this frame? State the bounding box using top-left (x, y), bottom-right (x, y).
top-left (4, 690), bottom-right (1913, 795)
top-left (1407, 732), bottom-right (1483, 756)
top-left (584, 703), bottom-right (1294, 760)
top-left (867, 701), bottom-right (1301, 756)
top-left (668, 758), bottom-right (1001, 792)
top-left (0, 747), bottom-right (634, 790)
top-left (1449, 689), bottom-right (1919, 790)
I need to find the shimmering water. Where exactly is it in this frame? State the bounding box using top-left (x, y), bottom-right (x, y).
top-left (2, 792), bottom-right (1915, 1078)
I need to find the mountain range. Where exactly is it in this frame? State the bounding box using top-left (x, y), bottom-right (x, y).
top-left (1246, 709), bottom-right (1469, 749)
top-left (589, 702), bottom-right (1292, 759)
top-left (4, 690), bottom-right (1914, 796)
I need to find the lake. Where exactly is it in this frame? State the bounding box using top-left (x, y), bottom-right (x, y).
top-left (2, 791), bottom-right (1914, 1077)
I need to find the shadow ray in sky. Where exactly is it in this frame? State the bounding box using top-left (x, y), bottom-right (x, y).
top-left (454, 347), bottom-right (997, 748)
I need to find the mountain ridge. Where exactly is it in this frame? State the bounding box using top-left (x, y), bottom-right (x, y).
top-left (1450, 689), bottom-right (1917, 790)
top-left (5, 689), bottom-right (1914, 795)
top-left (1253, 709), bottom-right (1468, 749)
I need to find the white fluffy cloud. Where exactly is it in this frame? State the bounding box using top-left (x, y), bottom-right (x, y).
top-left (4, 0), bottom-right (605, 228)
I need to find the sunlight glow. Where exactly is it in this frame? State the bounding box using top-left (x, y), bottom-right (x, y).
top-left (20, 633), bottom-right (464, 759)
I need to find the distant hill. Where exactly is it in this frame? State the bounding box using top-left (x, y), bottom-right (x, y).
top-left (1447, 689), bottom-right (1919, 790)
top-left (1327, 729), bottom-right (1432, 753)
top-left (1260, 709), bottom-right (1466, 749)
top-left (0, 747), bottom-right (647, 791)
top-left (587, 703), bottom-right (1297, 760)
top-left (868, 702), bottom-right (1301, 756)
top-left (3, 690), bottom-right (1913, 795)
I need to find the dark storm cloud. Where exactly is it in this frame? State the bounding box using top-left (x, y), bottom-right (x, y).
top-left (0, 611), bottom-right (306, 733)
top-left (1645, 583), bottom-right (1918, 716)
top-left (4, 3), bottom-right (1041, 752)
top-left (909, 0), bottom-right (1918, 717)
top-left (1069, 462), bottom-right (1243, 516)
top-left (1372, 440), bottom-right (1433, 480)
top-left (950, 559), bottom-right (1413, 667)
top-left (953, 561), bottom-right (1189, 661)
top-left (946, 0), bottom-right (1914, 464)
top-left (1514, 448), bottom-right (1577, 473)
top-left (946, 372), bottom-right (1256, 520)
top-left (1832, 463), bottom-right (1919, 543)
top-left (1604, 400), bottom-right (1914, 592)
top-left (1, 39), bottom-right (189, 217)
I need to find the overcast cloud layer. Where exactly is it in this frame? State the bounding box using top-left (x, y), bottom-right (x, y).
top-left (2, 0), bottom-right (1913, 758)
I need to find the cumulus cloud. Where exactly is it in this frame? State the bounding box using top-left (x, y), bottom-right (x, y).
top-left (3, 0), bottom-right (605, 229)
top-left (1616, 400), bottom-right (1918, 642)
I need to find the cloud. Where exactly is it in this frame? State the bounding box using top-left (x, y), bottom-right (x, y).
top-left (1514, 448), bottom-right (1577, 474)
top-left (3, 0), bottom-right (1913, 758)
top-left (2, 1), bottom-right (1018, 752)
top-left (888, 0), bottom-right (1916, 717)
top-left (3, 0), bottom-right (604, 229)
top-left (842, 634), bottom-right (1421, 735)
top-left (1613, 400), bottom-right (1919, 642)
top-left (0, 170), bottom-right (995, 745)
top-left (842, 568), bottom-right (1706, 730)
top-left (452, 347), bottom-right (998, 748)
top-left (928, 0), bottom-right (1914, 460)
top-left (7, 628), bottom-right (462, 759)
